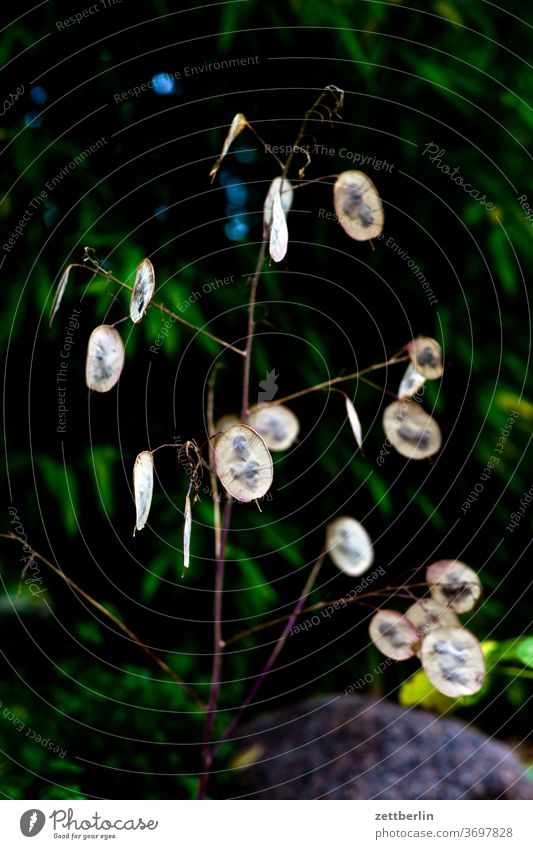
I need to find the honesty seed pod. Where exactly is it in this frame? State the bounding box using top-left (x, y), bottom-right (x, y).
top-left (382, 399), bottom-right (442, 460)
top-left (213, 424), bottom-right (273, 502)
top-left (263, 177), bottom-right (293, 236)
top-left (426, 560), bottom-right (482, 613)
top-left (269, 188), bottom-right (289, 262)
top-left (420, 626), bottom-right (485, 697)
top-left (130, 258), bottom-right (155, 324)
top-left (49, 264), bottom-right (74, 327)
top-left (397, 363), bottom-right (426, 400)
top-left (247, 405), bottom-right (300, 452)
top-left (407, 336), bottom-right (443, 380)
top-left (405, 598), bottom-right (460, 642)
top-left (133, 451), bottom-right (154, 534)
top-left (326, 516), bottom-right (374, 577)
top-left (86, 325), bottom-right (125, 392)
top-left (369, 609), bottom-right (420, 660)
top-left (333, 170), bottom-right (384, 241)
top-left (209, 113), bottom-right (247, 181)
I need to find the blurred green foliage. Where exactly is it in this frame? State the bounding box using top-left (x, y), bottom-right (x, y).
top-left (1, 0), bottom-right (532, 799)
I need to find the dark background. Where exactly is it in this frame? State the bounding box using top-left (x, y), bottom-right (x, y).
top-left (0, 0), bottom-right (532, 799)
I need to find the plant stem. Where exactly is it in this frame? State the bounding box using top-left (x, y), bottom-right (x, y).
top-left (59, 262), bottom-right (245, 357)
top-left (241, 239), bottom-right (267, 420)
top-left (198, 498), bottom-right (232, 799)
top-left (0, 533), bottom-right (204, 708)
top-left (262, 354), bottom-right (410, 408)
top-left (224, 582), bottom-right (429, 646)
top-left (211, 553), bottom-right (325, 760)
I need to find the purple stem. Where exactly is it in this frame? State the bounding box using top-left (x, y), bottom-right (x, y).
top-left (211, 553), bottom-right (325, 760)
top-left (198, 498), bottom-right (232, 799)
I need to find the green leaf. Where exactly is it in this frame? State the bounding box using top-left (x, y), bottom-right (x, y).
top-left (399, 668), bottom-right (454, 713)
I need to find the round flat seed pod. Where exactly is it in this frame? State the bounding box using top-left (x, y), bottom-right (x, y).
top-left (214, 424), bottom-right (273, 502)
top-left (407, 336), bottom-right (443, 379)
top-left (426, 560), bottom-right (481, 613)
top-left (382, 399), bottom-right (441, 460)
top-left (369, 610), bottom-right (419, 660)
top-left (326, 516), bottom-right (374, 577)
top-left (398, 363), bottom-right (427, 400)
top-left (86, 325), bottom-right (125, 392)
top-left (405, 598), bottom-right (460, 642)
top-left (130, 258), bottom-right (155, 324)
top-left (333, 170), bottom-right (384, 241)
top-left (248, 405), bottom-right (300, 452)
top-left (420, 626), bottom-right (485, 697)
top-left (133, 451), bottom-right (154, 533)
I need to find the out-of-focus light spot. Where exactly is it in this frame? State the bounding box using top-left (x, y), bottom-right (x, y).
top-left (225, 216), bottom-right (249, 242)
top-left (222, 176), bottom-right (247, 205)
top-left (152, 73), bottom-right (175, 95)
top-left (30, 86), bottom-right (47, 105)
top-left (24, 111), bottom-right (43, 128)
top-left (154, 205), bottom-right (168, 221)
top-left (235, 148), bottom-right (256, 164)
top-left (44, 207), bottom-right (58, 227)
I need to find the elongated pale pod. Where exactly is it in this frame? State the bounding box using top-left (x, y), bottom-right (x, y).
top-left (86, 325), bottom-right (125, 392)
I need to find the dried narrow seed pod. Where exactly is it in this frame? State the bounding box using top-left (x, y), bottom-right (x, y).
top-left (369, 609), bottom-right (420, 660)
top-left (133, 451), bottom-right (154, 534)
top-left (86, 325), bottom-right (125, 392)
top-left (49, 264), bottom-right (74, 327)
top-left (263, 177), bottom-right (293, 235)
top-left (247, 405), bottom-right (300, 452)
top-left (405, 598), bottom-right (460, 642)
top-left (130, 258), bottom-right (155, 324)
top-left (326, 516), bottom-right (374, 577)
top-left (183, 488), bottom-right (192, 570)
top-left (214, 424), bottom-right (273, 502)
top-left (344, 395), bottom-right (363, 449)
top-left (333, 170), bottom-right (384, 241)
top-left (269, 188), bottom-right (289, 262)
top-left (398, 363), bottom-right (427, 400)
top-left (382, 399), bottom-right (441, 460)
top-left (420, 626), bottom-right (485, 697)
top-left (407, 336), bottom-right (443, 379)
top-left (426, 560), bottom-right (482, 613)
top-left (209, 113), bottom-right (247, 181)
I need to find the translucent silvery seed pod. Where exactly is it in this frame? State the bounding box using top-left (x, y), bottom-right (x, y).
top-left (326, 516), bottom-right (374, 576)
top-left (398, 362), bottom-right (427, 400)
top-left (426, 560), bottom-right (481, 613)
top-left (130, 258), bottom-right (155, 324)
top-left (263, 177), bottom-right (293, 235)
top-left (369, 610), bottom-right (419, 660)
top-left (247, 405), bottom-right (300, 452)
top-left (407, 336), bottom-right (443, 379)
top-left (333, 170), bottom-right (384, 241)
top-left (405, 598), bottom-right (460, 644)
top-left (214, 424), bottom-right (273, 502)
top-left (382, 399), bottom-right (442, 460)
top-left (86, 325), bottom-right (125, 392)
top-left (420, 626), bottom-right (485, 697)
top-left (133, 451), bottom-right (154, 534)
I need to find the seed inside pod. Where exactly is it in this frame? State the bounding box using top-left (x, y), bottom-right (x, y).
top-left (407, 336), bottom-right (443, 379)
top-left (405, 598), bottom-right (460, 642)
top-left (420, 626), bottom-right (485, 697)
top-left (382, 399), bottom-right (442, 460)
top-left (247, 405), bottom-right (300, 452)
top-left (426, 560), bottom-right (482, 613)
top-left (213, 424), bottom-right (273, 502)
top-left (333, 170), bottom-right (384, 241)
top-left (369, 609), bottom-right (420, 660)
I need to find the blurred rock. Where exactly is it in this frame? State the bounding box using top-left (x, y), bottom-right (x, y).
top-left (232, 695), bottom-right (533, 799)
